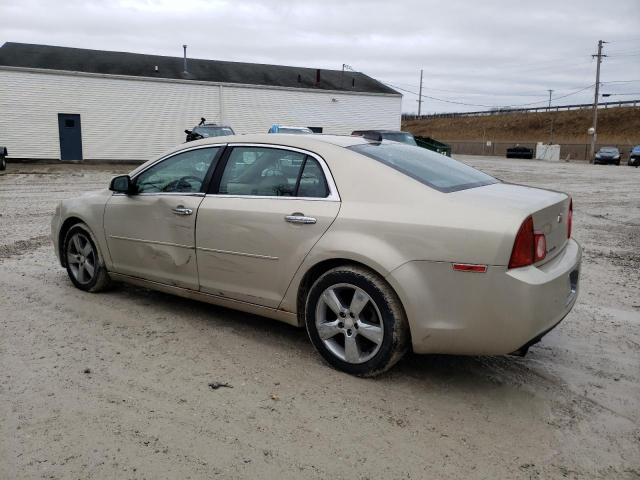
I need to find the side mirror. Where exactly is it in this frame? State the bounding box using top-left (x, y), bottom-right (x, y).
top-left (185, 129), bottom-right (191, 135)
top-left (109, 175), bottom-right (134, 194)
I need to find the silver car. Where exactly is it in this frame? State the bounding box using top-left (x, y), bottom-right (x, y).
top-left (51, 134), bottom-right (581, 376)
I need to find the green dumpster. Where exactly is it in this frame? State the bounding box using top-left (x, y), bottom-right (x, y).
top-left (414, 136), bottom-right (451, 157)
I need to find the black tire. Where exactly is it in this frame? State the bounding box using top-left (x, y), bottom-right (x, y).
top-left (63, 223), bottom-right (111, 292)
top-left (305, 265), bottom-right (409, 377)
top-left (0, 156), bottom-right (6, 171)
top-left (615, 160), bottom-right (620, 166)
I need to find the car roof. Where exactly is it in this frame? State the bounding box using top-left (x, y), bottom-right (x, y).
top-left (180, 133), bottom-right (371, 150)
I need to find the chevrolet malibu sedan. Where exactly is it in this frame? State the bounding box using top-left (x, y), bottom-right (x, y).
top-left (52, 134), bottom-right (581, 376)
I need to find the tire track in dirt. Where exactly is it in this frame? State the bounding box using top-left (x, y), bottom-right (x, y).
top-left (0, 235), bottom-right (51, 259)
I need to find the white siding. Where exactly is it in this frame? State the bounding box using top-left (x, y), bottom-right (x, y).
top-left (221, 85), bottom-right (401, 135)
top-left (0, 68), bottom-right (401, 161)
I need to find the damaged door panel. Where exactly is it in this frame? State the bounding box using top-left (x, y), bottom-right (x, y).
top-left (103, 146), bottom-right (222, 290)
top-left (104, 194), bottom-right (204, 289)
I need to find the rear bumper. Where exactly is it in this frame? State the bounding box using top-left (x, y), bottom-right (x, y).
top-left (387, 239), bottom-right (582, 355)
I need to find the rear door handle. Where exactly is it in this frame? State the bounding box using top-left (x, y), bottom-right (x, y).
top-left (172, 205), bottom-right (193, 216)
top-left (285, 213), bottom-right (317, 224)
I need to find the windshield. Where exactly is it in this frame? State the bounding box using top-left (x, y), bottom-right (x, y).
top-left (194, 126), bottom-right (234, 138)
top-left (633, 146), bottom-right (640, 153)
top-left (599, 147), bottom-right (618, 153)
top-left (381, 132), bottom-right (417, 146)
top-left (349, 142), bottom-right (498, 193)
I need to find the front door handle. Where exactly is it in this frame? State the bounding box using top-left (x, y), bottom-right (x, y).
top-left (172, 205), bottom-right (193, 216)
top-left (285, 213), bottom-right (317, 224)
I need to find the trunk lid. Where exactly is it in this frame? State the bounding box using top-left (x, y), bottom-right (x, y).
top-left (454, 183), bottom-right (570, 265)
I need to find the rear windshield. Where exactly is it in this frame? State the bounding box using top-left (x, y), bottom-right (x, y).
top-left (349, 142), bottom-right (498, 193)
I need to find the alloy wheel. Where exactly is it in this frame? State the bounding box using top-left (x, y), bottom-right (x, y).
top-left (314, 283), bottom-right (384, 364)
top-left (66, 232), bottom-right (96, 285)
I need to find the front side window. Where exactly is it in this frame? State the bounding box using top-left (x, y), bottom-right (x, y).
top-left (349, 142), bottom-right (497, 193)
top-left (217, 147), bottom-right (329, 198)
top-left (135, 147), bottom-right (219, 194)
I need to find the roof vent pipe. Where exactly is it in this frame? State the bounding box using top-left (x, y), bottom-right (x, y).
top-left (183, 44), bottom-right (188, 73)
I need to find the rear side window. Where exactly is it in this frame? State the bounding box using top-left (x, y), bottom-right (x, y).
top-left (217, 147), bottom-right (329, 198)
top-left (349, 142), bottom-right (497, 193)
top-left (297, 158), bottom-right (329, 198)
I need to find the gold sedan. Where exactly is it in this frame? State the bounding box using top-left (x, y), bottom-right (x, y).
top-left (52, 134), bottom-right (581, 376)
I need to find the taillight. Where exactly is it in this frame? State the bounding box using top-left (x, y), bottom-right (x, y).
top-left (567, 198), bottom-right (573, 238)
top-left (509, 216), bottom-right (547, 268)
top-left (509, 217), bottom-right (534, 268)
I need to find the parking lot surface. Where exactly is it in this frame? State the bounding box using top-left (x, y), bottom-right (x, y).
top-left (1, 157), bottom-right (639, 479)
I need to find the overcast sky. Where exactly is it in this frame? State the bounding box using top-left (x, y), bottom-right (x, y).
top-left (2, 0), bottom-right (639, 113)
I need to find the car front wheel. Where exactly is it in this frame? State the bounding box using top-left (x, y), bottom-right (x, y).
top-left (63, 224), bottom-right (111, 292)
top-left (305, 265), bottom-right (409, 376)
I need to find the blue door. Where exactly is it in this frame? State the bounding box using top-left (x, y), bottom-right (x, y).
top-left (58, 114), bottom-right (83, 160)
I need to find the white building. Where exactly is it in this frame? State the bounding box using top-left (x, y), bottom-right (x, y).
top-left (0, 42), bottom-right (401, 162)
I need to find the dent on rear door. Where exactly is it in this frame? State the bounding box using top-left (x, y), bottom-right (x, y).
top-left (195, 197), bottom-right (339, 308)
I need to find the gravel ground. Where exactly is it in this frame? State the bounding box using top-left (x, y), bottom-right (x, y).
top-left (0, 157), bottom-right (639, 479)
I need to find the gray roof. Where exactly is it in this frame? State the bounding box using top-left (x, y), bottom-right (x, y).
top-left (0, 42), bottom-right (399, 95)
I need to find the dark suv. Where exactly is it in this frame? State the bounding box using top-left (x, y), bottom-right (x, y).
top-left (185, 118), bottom-right (235, 142)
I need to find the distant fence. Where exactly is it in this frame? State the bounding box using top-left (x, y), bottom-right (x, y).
top-left (403, 99), bottom-right (640, 120)
top-left (446, 141), bottom-right (635, 161)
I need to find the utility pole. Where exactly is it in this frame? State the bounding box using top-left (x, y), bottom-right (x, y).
top-left (547, 89), bottom-right (554, 144)
top-left (589, 40), bottom-right (607, 163)
top-left (417, 69), bottom-right (424, 117)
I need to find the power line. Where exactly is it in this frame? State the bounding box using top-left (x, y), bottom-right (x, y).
top-left (384, 81), bottom-right (595, 109)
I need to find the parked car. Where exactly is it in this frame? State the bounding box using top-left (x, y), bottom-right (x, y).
top-left (267, 125), bottom-right (314, 134)
top-left (351, 130), bottom-right (417, 146)
top-left (506, 145), bottom-right (534, 159)
top-left (594, 146), bottom-right (621, 165)
top-left (0, 146), bottom-right (7, 171)
top-left (628, 145), bottom-right (640, 167)
top-left (51, 134), bottom-right (581, 376)
top-left (185, 118), bottom-right (234, 142)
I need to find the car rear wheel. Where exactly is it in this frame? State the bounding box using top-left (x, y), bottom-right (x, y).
top-left (0, 156), bottom-right (6, 171)
top-left (64, 224), bottom-right (111, 292)
top-left (305, 265), bottom-right (409, 377)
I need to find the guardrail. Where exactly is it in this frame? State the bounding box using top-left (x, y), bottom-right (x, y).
top-left (403, 99), bottom-right (640, 120)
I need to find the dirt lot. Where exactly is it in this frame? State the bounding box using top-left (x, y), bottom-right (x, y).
top-left (1, 158), bottom-right (639, 479)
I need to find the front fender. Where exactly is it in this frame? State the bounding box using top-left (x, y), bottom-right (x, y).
top-left (55, 190), bottom-right (113, 269)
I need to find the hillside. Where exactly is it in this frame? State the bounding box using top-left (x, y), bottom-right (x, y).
top-left (402, 107), bottom-right (640, 145)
